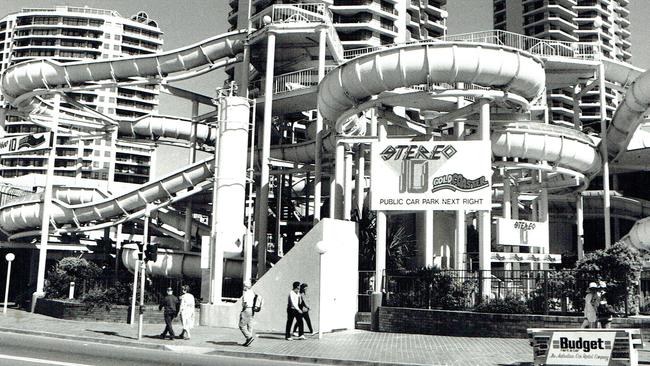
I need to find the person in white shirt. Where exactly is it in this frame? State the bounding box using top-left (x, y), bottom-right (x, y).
top-left (285, 281), bottom-right (304, 340)
top-left (240, 281), bottom-right (256, 346)
top-left (178, 285), bottom-right (195, 340)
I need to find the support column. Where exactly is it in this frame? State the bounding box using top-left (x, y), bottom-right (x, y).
top-left (577, 194), bottom-right (585, 260)
top-left (354, 147), bottom-right (365, 218)
top-left (184, 100), bottom-right (199, 252)
top-left (32, 93), bottom-right (60, 311)
top-left (344, 148), bottom-right (353, 220)
top-left (612, 174), bottom-right (620, 240)
top-left (478, 99), bottom-right (491, 300)
top-left (599, 62), bottom-right (611, 248)
top-left (313, 27), bottom-right (327, 223)
top-left (454, 114), bottom-right (466, 271)
top-left (208, 97), bottom-right (250, 305)
top-left (256, 31), bottom-right (276, 278)
top-left (332, 141), bottom-right (345, 220)
top-left (371, 116), bottom-right (387, 331)
top-left (275, 175), bottom-right (283, 257)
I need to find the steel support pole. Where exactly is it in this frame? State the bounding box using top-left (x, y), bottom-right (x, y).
top-left (313, 27), bottom-right (327, 223)
top-left (599, 62), bottom-right (611, 248)
top-left (371, 118), bottom-right (387, 331)
top-left (130, 259), bottom-right (138, 326)
top-left (454, 115), bottom-right (466, 271)
top-left (478, 99), bottom-right (491, 299)
top-left (332, 142), bottom-right (345, 220)
top-left (257, 31), bottom-right (276, 278)
top-left (3, 260), bottom-right (12, 314)
top-left (137, 206), bottom-right (150, 340)
top-left (275, 175), bottom-right (283, 256)
top-left (32, 93), bottom-right (60, 312)
top-left (184, 101), bottom-right (199, 252)
top-left (577, 194), bottom-right (585, 260)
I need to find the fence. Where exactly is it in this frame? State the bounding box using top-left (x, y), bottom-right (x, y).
top-left (376, 269), bottom-right (632, 316)
top-left (343, 29), bottom-right (600, 61)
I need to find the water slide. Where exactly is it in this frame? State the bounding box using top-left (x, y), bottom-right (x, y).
top-left (317, 42), bottom-right (602, 187)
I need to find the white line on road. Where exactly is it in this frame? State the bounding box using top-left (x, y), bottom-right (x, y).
top-left (0, 354), bottom-right (92, 366)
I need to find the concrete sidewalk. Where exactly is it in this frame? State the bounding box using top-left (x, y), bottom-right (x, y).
top-left (0, 308), bottom-right (539, 366)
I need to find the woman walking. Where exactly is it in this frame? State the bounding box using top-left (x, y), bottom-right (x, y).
top-left (581, 282), bottom-right (600, 328)
top-left (293, 283), bottom-right (314, 335)
top-left (178, 285), bottom-right (195, 340)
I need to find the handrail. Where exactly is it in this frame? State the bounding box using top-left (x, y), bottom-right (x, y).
top-left (342, 29), bottom-right (601, 61)
top-left (250, 66), bottom-right (337, 97)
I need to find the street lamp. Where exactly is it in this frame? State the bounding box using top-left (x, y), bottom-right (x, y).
top-left (4, 253), bottom-right (15, 314)
top-left (316, 240), bottom-right (329, 340)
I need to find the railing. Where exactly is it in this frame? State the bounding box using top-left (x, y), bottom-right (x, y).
top-left (249, 4), bottom-right (344, 61)
top-left (383, 269), bottom-right (631, 316)
top-left (342, 29), bottom-right (601, 61)
top-left (250, 66), bottom-right (337, 97)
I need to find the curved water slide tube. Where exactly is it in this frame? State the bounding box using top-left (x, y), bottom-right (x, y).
top-left (317, 42), bottom-right (601, 188)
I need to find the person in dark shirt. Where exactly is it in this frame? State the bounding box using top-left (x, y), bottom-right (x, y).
top-left (158, 287), bottom-right (179, 340)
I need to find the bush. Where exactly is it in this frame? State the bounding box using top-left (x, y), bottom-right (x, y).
top-left (474, 296), bottom-right (530, 314)
top-left (45, 257), bottom-right (102, 299)
top-left (385, 267), bottom-right (473, 310)
top-left (81, 280), bottom-right (156, 310)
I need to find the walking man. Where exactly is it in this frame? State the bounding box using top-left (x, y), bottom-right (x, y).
top-left (239, 280), bottom-right (256, 346)
top-left (159, 287), bottom-right (178, 340)
top-left (285, 281), bottom-right (304, 340)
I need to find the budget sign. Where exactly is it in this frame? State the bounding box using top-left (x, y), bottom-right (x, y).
top-left (546, 331), bottom-right (616, 365)
top-left (370, 139), bottom-right (492, 211)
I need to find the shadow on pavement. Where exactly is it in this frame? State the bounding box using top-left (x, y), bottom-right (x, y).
top-left (498, 363), bottom-right (533, 366)
top-left (87, 329), bottom-right (137, 340)
top-left (208, 341), bottom-right (242, 346)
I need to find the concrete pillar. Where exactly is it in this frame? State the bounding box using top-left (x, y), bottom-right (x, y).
top-left (454, 115), bottom-right (466, 271)
top-left (612, 174), bottom-right (620, 240)
top-left (416, 211), bottom-right (435, 268)
top-left (344, 148), bottom-right (353, 220)
top-left (372, 210), bottom-right (387, 331)
top-left (313, 27), bottom-right (327, 223)
top-left (478, 99), bottom-right (491, 299)
top-left (331, 142), bottom-right (345, 220)
top-left (256, 31), bottom-right (276, 278)
top-left (275, 175), bottom-right (284, 257)
top-left (354, 147), bottom-right (365, 218)
top-left (208, 97), bottom-right (250, 304)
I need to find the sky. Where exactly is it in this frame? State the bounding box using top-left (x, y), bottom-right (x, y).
top-left (4, 0), bottom-right (650, 117)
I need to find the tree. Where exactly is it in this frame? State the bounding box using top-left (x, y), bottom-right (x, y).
top-left (45, 257), bottom-right (102, 299)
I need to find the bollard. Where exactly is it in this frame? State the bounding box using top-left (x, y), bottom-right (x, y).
top-left (68, 281), bottom-right (75, 299)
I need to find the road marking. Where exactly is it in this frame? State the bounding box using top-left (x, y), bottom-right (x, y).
top-left (0, 354), bottom-right (92, 366)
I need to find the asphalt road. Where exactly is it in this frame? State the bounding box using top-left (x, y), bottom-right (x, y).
top-left (0, 332), bottom-right (319, 366)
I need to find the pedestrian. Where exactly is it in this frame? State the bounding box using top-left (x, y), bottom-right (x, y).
top-left (158, 287), bottom-right (178, 340)
top-left (239, 280), bottom-right (256, 347)
top-left (178, 285), bottom-right (195, 340)
top-left (285, 281), bottom-right (305, 341)
top-left (581, 282), bottom-right (599, 328)
top-left (597, 281), bottom-right (615, 328)
top-left (293, 283), bottom-right (313, 335)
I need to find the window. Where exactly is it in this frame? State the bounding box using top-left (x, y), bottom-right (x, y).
top-left (113, 45), bottom-right (120, 51)
top-left (104, 151), bottom-right (110, 157)
top-left (93, 161), bottom-right (99, 168)
top-left (103, 162), bottom-right (110, 169)
top-left (94, 150), bottom-right (100, 156)
top-left (103, 44), bottom-right (109, 49)
top-left (115, 35), bottom-right (121, 40)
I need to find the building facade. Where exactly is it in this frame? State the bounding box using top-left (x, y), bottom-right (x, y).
top-left (493, 0), bottom-right (631, 130)
top-left (0, 6), bottom-right (163, 186)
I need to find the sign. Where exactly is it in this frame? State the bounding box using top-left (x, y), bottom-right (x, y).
top-left (370, 139), bottom-right (492, 211)
top-left (496, 218), bottom-right (549, 247)
top-left (0, 132), bottom-right (52, 155)
top-left (546, 331), bottom-right (616, 365)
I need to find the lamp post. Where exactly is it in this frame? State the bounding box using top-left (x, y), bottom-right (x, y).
top-left (4, 253), bottom-right (15, 314)
top-left (316, 240), bottom-right (329, 340)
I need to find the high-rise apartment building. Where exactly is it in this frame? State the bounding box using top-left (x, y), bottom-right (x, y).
top-left (493, 0), bottom-right (631, 130)
top-left (0, 6), bottom-right (164, 186)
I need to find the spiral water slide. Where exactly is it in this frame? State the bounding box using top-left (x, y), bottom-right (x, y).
top-left (0, 31), bottom-right (248, 248)
top-left (317, 42), bottom-right (602, 184)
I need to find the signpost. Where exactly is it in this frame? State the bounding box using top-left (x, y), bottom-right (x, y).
top-left (370, 139), bottom-right (492, 211)
top-left (3, 253), bottom-right (14, 314)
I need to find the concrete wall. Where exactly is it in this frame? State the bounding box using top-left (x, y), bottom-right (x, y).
top-left (379, 307), bottom-right (650, 338)
top-left (203, 218), bottom-right (358, 333)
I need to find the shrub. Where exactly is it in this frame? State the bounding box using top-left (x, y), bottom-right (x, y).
top-left (385, 266), bottom-right (473, 310)
top-left (475, 296), bottom-right (530, 314)
top-left (45, 257), bottom-right (102, 299)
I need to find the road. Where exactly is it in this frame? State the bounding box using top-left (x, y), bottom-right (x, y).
top-left (0, 332), bottom-right (319, 366)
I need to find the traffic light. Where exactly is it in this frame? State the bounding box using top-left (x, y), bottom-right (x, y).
top-left (144, 243), bottom-right (158, 263)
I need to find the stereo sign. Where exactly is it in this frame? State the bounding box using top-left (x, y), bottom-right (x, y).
top-left (371, 139), bottom-right (492, 211)
top-left (0, 132), bottom-right (52, 155)
top-left (496, 218), bottom-right (549, 247)
top-left (545, 331), bottom-right (615, 365)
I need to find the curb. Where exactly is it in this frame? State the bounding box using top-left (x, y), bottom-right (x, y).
top-left (0, 326), bottom-right (431, 366)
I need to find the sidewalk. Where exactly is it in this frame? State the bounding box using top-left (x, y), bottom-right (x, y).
top-left (0, 308), bottom-right (537, 366)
